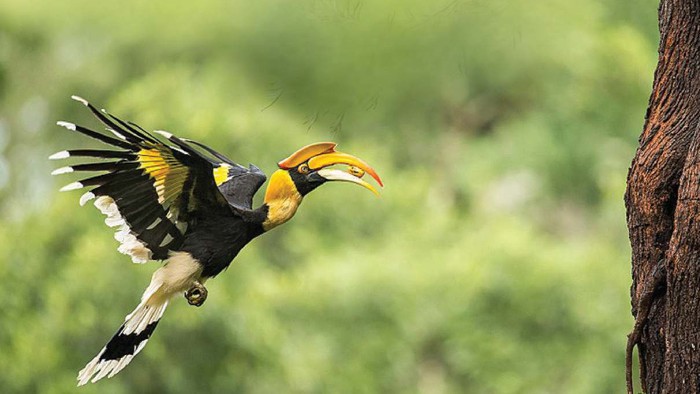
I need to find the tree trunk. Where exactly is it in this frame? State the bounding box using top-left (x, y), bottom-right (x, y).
top-left (626, 0), bottom-right (700, 393)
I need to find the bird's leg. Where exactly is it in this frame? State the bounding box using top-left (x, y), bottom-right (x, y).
top-left (185, 280), bottom-right (208, 307)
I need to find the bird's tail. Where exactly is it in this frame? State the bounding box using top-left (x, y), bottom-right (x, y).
top-left (77, 252), bottom-right (202, 385)
top-left (77, 277), bottom-right (169, 386)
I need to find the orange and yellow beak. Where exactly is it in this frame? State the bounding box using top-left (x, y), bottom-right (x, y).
top-left (278, 142), bottom-right (383, 195)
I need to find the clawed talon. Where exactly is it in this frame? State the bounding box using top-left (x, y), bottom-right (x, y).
top-left (185, 281), bottom-right (208, 307)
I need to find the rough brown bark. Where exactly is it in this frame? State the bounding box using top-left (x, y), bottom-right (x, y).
top-left (626, 0), bottom-right (700, 393)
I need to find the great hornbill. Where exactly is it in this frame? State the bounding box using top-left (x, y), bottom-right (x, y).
top-left (50, 96), bottom-right (383, 385)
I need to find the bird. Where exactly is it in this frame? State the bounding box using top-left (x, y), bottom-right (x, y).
top-left (50, 96), bottom-right (383, 386)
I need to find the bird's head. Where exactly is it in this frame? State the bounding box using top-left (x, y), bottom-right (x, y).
top-left (262, 142), bottom-right (383, 231)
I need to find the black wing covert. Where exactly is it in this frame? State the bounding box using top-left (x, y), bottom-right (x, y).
top-left (51, 96), bottom-right (264, 262)
top-left (215, 165), bottom-right (266, 209)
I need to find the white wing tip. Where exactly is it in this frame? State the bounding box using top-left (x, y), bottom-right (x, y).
top-left (79, 192), bottom-right (96, 206)
top-left (51, 166), bottom-right (73, 175)
top-left (71, 95), bottom-right (88, 106)
top-left (49, 150), bottom-right (70, 160)
top-left (56, 121), bottom-right (76, 131)
top-left (154, 130), bottom-right (172, 138)
top-left (108, 128), bottom-right (127, 140)
top-left (59, 182), bottom-right (83, 192)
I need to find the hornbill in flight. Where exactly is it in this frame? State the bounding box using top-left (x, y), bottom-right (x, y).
top-left (50, 96), bottom-right (383, 385)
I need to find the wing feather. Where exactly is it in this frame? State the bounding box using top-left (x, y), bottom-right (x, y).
top-left (52, 96), bottom-right (250, 262)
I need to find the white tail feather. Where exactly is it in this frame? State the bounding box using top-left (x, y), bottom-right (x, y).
top-left (77, 282), bottom-right (168, 386)
top-left (77, 253), bottom-right (203, 386)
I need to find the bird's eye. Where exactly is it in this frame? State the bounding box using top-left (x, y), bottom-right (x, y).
top-left (298, 163), bottom-right (310, 174)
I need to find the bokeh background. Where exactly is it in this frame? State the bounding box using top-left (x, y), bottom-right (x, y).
top-left (0, 0), bottom-right (658, 393)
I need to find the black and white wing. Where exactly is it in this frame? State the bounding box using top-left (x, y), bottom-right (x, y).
top-left (51, 96), bottom-right (265, 263)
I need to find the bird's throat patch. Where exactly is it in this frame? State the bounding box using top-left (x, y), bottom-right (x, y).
top-left (263, 170), bottom-right (302, 231)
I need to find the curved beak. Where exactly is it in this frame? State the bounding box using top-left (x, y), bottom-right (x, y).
top-left (308, 151), bottom-right (383, 196)
top-left (277, 142), bottom-right (384, 196)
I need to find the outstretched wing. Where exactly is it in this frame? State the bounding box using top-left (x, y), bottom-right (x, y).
top-left (51, 96), bottom-right (265, 262)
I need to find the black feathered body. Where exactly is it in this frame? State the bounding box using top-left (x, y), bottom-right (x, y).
top-left (180, 209), bottom-right (265, 278)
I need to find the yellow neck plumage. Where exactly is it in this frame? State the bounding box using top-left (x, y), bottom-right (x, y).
top-left (262, 170), bottom-right (303, 231)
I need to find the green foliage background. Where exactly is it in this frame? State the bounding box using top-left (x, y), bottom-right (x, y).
top-left (0, 0), bottom-right (658, 392)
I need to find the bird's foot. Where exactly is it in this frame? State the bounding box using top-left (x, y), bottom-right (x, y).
top-left (185, 281), bottom-right (208, 307)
